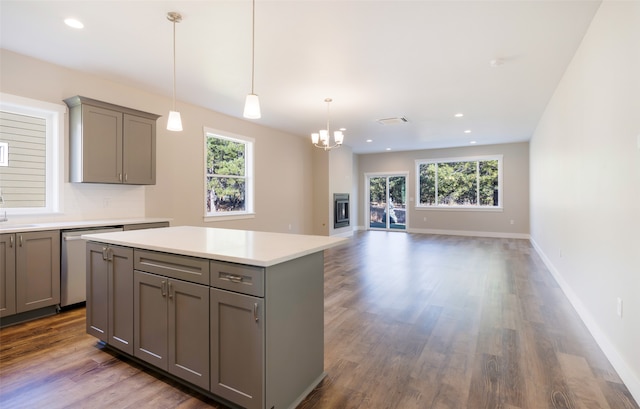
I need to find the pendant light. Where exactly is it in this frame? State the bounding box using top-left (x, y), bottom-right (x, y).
top-left (167, 11), bottom-right (183, 131)
top-left (243, 0), bottom-right (261, 119)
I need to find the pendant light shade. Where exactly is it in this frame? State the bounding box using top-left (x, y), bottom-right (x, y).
top-left (167, 110), bottom-right (183, 131)
top-left (167, 11), bottom-right (183, 132)
top-left (243, 94), bottom-right (261, 119)
top-left (243, 0), bottom-right (261, 119)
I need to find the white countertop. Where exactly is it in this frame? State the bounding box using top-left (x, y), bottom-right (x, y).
top-left (82, 226), bottom-right (348, 267)
top-left (0, 218), bottom-right (171, 233)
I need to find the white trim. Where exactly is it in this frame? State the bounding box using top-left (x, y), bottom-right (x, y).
top-left (530, 237), bottom-right (640, 405)
top-left (408, 227), bottom-right (530, 239)
top-left (415, 206), bottom-right (503, 212)
top-left (203, 127), bottom-right (254, 218)
top-left (331, 228), bottom-right (354, 238)
top-left (364, 171), bottom-right (409, 232)
top-left (204, 213), bottom-right (255, 223)
top-left (0, 93), bottom-right (65, 215)
top-left (415, 154), bottom-right (503, 209)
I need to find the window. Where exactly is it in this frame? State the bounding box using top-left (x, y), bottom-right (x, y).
top-left (416, 155), bottom-right (502, 209)
top-left (204, 127), bottom-right (254, 220)
top-left (0, 93), bottom-right (64, 215)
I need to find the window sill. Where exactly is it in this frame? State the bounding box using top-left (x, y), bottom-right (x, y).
top-left (415, 206), bottom-right (503, 212)
top-left (204, 213), bottom-right (256, 223)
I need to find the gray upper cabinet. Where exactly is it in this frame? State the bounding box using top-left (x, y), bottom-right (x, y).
top-left (64, 96), bottom-right (160, 185)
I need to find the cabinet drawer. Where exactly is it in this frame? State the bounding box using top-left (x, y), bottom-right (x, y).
top-left (210, 261), bottom-right (264, 297)
top-left (134, 249), bottom-right (209, 285)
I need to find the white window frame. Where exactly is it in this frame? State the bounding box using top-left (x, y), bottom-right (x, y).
top-left (0, 93), bottom-right (64, 215)
top-left (415, 154), bottom-right (503, 211)
top-left (203, 127), bottom-right (254, 222)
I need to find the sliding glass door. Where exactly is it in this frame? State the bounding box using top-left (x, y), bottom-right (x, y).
top-left (367, 173), bottom-right (407, 231)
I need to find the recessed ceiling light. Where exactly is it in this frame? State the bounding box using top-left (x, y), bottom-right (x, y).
top-left (385, 148), bottom-right (391, 151)
top-left (339, 128), bottom-right (346, 131)
top-left (454, 113), bottom-right (464, 118)
top-left (464, 130), bottom-right (471, 134)
top-left (470, 141), bottom-right (477, 144)
top-left (366, 139), bottom-right (373, 143)
top-left (64, 18), bottom-right (84, 29)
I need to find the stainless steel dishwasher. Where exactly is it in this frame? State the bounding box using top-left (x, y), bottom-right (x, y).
top-left (61, 227), bottom-right (123, 307)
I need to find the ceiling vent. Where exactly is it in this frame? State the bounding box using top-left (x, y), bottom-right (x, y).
top-left (376, 117), bottom-right (408, 125)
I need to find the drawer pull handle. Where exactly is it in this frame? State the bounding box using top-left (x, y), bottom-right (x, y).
top-left (223, 273), bottom-right (244, 283)
top-left (9, 236), bottom-right (14, 248)
top-left (168, 282), bottom-right (173, 299)
top-left (161, 280), bottom-right (167, 297)
top-left (253, 303), bottom-right (259, 322)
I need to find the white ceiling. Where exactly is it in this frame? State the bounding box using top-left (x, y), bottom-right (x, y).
top-left (0, 0), bottom-right (601, 154)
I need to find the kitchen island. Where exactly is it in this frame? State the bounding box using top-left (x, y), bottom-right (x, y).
top-left (82, 226), bottom-right (347, 409)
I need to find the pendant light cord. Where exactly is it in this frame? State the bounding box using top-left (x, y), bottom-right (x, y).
top-left (172, 17), bottom-right (177, 111)
top-left (250, 0), bottom-right (256, 94)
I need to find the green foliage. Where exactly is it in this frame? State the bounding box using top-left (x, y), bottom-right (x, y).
top-left (419, 159), bottom-right (498, 206)
top-left (369, 176), bottom-right (406, 205)
top-left (206, 136), bottom-right (246, 212)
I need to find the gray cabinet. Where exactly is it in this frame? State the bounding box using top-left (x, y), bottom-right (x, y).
top-left (15, 231), bottom-right (60, 313)
top-left (210, 287), bottom-right (264, 409)
top-left (0, 231), bottom-right (60, 319)
top-left (123, 221), bottom-right (170, 231)
top-left (84, 240), bottom-right (326, 409)
top-left (0, 234), bottom-right (16, 317)
top-left (64, 96), bottom-right (160, 185)
top-left (86, 242), bottom-right (134, 354)
top-left (133, 250), bottom-right (209, 390)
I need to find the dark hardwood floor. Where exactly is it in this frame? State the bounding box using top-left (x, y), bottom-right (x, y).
top-left (1, 231), bottom-right (638, 409)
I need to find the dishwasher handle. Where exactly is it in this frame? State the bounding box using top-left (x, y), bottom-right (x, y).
top-left (63, 236), bottom-right (86, 242)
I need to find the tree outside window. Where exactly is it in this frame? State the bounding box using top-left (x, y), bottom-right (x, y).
top-left (205, 129), bottom-right (253, 217)
top-left (417, 156), bottom-right (501, 208)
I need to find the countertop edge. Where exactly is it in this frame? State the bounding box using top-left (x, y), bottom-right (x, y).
top-left (82, 227), bottom-right (348, 267)
top-left (0, 218), bottom-right (172, 233)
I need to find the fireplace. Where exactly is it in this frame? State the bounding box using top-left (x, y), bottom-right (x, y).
top-left (334, 193), bottom-right (350, 229)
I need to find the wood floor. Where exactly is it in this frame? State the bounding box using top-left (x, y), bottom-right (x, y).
top-left (1, 231), bottom-right (638, 409)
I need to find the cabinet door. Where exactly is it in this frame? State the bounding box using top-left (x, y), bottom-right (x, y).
top-left (81, 104), bottom-right (123, 183)
top-left (168, 279), bottom-right (209, 389)
top-left (210, 288), bottom-right (264, 409)
top-left (134, 270), bottom-right (168, 370)
top-left (108, 246), bottom-right (134, 354)
top-left (86, 242), bottom-right (109, 340)
top-left (122, 114), bottom-right (156, 185)
top-left (15, 231), bottom-right (60, 313)
top-left (0, 234), bottom-right (16, 317)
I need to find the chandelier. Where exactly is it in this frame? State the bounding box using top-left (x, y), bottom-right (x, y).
top-left (311, 98), bottom-right (344, 150)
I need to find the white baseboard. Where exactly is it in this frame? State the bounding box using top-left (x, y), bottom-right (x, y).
top-left (407, 227), bottom-right (530, 239)
top-left (352, 225), bottom-right (529, 239)
top-left (530, 237), bottom-right (640, 405)
top-left (330, 228), bottom-right (355, 238)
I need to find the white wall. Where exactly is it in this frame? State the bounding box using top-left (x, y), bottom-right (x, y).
top-left (329, 145), bottom-right (355, 237)
top-left (0, 50), bottom-right (147, 224)
top-left (529, 1), bottom-right (640, 401)
top-left (0, 49), bottom-right (316, 233)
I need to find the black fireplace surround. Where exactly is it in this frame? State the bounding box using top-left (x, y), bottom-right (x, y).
top-left (334, 193), bottom-right (350, 229)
